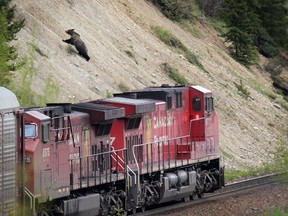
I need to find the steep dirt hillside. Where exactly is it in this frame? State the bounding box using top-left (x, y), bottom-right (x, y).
top-left (13, 0), bottom-right (287, 169)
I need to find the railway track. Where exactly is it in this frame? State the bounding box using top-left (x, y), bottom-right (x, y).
top-left (135, 173), bottom-right (285, 216)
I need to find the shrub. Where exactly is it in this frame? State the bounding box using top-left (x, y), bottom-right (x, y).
top-left (153, 25), bottom-right (207, 72)
top-left (161, 63), bottom-right (189, 85)
top-left (152, 0), bottom-right (194, 21)
top-left (234, 79), bottom-right (250, 100)
top-left (255, 27), bottom-right (279, 58)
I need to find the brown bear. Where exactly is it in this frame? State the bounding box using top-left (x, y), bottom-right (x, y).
top-left (62, 29), bottom-right (90, 61)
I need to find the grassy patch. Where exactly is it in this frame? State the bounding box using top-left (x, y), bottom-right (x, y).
top-left (161, 63), bottom-right (189, 85)
top-left (221, 149), bottom-right (234, 160)
top-left (265, 208), bottom-right (288, 216)
top-left (29, 42), bottom-right (48, 58)
top-left (180, 19), bottom-right (203, 38)
top-left (234, 79), bottom-right (250, 100)
top-left (207, 18), bottom-right (227, 36)
top-left (225, 133), bottom-right (288, 183)
top-left (225, 164), bottom-right (278, 183)
top-left (13, 46), bottom-right (37, 106)
top-left (38, 74), bottom-right (59, 106)
top-left (13, 42), bottom-right (59, 106)
top-left (66, 45), bottom-right (77, 55)
top-left (106, 90), bottom-right (113, 98)
top-left (152, 25), bottom-right (207, 73)
top-left (118, 82), bottom-right (130, 92)
top-left (152, 25), bottom-right (180, 47)
top-left (227, 67), bottom-right (279, 102)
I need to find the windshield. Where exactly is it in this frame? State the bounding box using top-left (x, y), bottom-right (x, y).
top-left (25, 124), bottom-right (37, 138)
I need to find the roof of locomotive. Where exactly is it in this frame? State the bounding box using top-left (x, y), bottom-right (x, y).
top-left (101, 96), bottom-right (155, 105)
top-left (140, 84), bottom-right (188, 92)
top-left (0, 87), bottom-right (20, 111)
top-left (114, 84), bottom-right (188, 102)
top-left (26, 110), bottom-right (50, 121)
top-left (100, 97), bottom-right (156, 115)
top-left (192, 85), bottom-right (212, 94)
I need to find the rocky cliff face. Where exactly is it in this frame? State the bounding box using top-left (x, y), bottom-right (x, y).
top-left (13, 0), bottom-right (287, 169)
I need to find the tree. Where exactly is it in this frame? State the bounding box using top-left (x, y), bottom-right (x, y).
top-left (0, 11), bottom-right (10, 86)
top-left (196, 0), bottom-right (224, 17)
top-left (221, 0), bottom-right (259, 65)
top-left (0, 0), bottom-right (25, 87)
top-left (152, 0), bottom-right (194, 21)
top-left (259, 0), bottom-right (288, 49)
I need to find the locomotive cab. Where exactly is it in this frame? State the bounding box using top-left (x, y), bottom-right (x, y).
top-left (24, 111), bottom-right (53, 204)
top-left (189, 86), bottom-right (216, 142)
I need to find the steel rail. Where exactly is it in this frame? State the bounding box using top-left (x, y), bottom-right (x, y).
top-left (134, 173), bottom-right (286, 216)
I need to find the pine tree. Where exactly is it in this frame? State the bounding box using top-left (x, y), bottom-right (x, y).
top-left (259, 0), bottom-right (288, 49)
top-left (0, 0), bottom-right (25, 87)
top-left (221, 0), bottom-right (259, 65)
top-left (0, 11), bottom-right (10, 86)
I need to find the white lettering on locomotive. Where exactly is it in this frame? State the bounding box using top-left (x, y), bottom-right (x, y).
top-left (153, 115), bottom-right (172, 129)
top-left (153, 135), bottom-right (169, 144)
top-left (42, 147), bottom-right (50, 158)
top-left (110, 137), bottom-right (115, 146)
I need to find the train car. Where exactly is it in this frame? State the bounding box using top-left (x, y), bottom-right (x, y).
top-left (0, 84), bottom-right (224, 216)
top-left (0, 87), bottom-right (21, 216)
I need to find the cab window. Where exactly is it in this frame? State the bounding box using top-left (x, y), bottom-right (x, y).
top-left (25, 124), bottom-right (37, 138)
top-left (205, 97), bottom-right (214, 113)
top-left (192, 97), bottom-right (201, 111)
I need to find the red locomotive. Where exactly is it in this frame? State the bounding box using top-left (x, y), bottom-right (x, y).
top-left (0, 84), bottom-right (224, 216)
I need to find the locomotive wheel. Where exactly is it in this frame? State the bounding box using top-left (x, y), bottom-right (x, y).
top-left (183, 196), bottom-right (190, 202)
top-left (190, 191), bottom-right (204, 200)
top-left (197, 192), bottom-right (204, 199)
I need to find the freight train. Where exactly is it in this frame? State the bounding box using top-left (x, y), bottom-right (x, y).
top-left (0, 84), bottom-right (224, 216)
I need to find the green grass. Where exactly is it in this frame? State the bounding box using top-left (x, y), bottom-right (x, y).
top-left (66, 45), bottom-right (77, 55)
top-left (13, 42), bottom-right (59, 106)
top-left (118, 82), bottom-right (130, 92)
top-left (265, 208), bottom-right (288, 216)
top-left (234, 79), bottom-right (251, 100)
top-left (152, 25), bottom-right (207, 73)
top-left (106, 90), bottom-right (113, 98)
top-left (224, 163), bottom-right (278, 183)
top-left (161, 63), bottom-right (189, 85)
top-left (38, 74), bottom-right (59, 106)
top-left (152, 25), bottom-right (180, 47)
top-left (225, 135), bottom-right (288, 183)
top-left (180, 19), bottom-right (203, 38)
top-left (221, 149), bottom-right (234, 160)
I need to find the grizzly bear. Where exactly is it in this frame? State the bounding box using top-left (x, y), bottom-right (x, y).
top-left (62, 29), bottom-right (90, 61)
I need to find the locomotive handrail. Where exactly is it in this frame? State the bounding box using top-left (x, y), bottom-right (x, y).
top-left (131, 117), bottom-right (207, 193)
top-left (51, 126), bottom-right (70, 131)
top-left (110, 146), bottom-right (136, 187)
top-left (189, 117), bottom-right (206, 137)
top-left (131, 134), bottom-right (192, 193)
top-left (68, 147), bottom-right (137, 187)
top-left (24, 187), bottom-right (35, 213)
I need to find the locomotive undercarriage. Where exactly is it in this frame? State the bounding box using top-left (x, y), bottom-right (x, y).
top-left (136, 162), bottom-right (222, 208)
top-left (35, 159), bottom-right (223, 216)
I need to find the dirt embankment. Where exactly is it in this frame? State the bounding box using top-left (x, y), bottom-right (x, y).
top-left (13, 0), bottom-right (288, 169)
